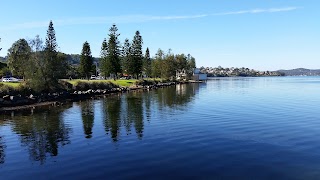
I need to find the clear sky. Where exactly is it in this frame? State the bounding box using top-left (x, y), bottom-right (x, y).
top-left (0, 0), bottom-right (319, 70)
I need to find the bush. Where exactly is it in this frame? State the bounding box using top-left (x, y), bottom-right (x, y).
top-left (0, 84), bottom-right (14, 96)
top-left (73, 81), bottom-right (118, 91)
top-left (58, 80), bottom-right (73, 91)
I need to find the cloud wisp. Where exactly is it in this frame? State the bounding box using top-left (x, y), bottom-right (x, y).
top-left (1, 7), bottom-right (300, 30)
top-left (213, 7), bottom-right (300, 15)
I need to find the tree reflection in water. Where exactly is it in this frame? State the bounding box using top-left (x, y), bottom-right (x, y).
top-left (80, 101), bottom-right (95, 138)
top-left (101, 83), bottom-right (200, 141)
top-left (10, 106), bottom-right (72, 164)
top-left (103, 95), bottom-right (122, 142)
top-left (0, 136), bottom-right (5, 164)
top-left (126, 92), bottom-right (144, 139)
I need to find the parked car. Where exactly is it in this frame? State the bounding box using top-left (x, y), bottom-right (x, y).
top-left (90, 75), bottom-right (97, 80)
top-left (1, 77), bottom-right (19, 82)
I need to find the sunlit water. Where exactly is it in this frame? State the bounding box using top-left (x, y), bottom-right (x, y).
top-left (1, 77), bottom-right (320, 179)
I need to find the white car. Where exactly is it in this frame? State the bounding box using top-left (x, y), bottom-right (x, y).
top-left (2, 77), bottom-right (19, 82)
top-left (90, 75), bottom-right (97, 80)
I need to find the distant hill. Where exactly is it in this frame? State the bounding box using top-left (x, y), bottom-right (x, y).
top-left (61, 53), bottom-right (100, 65)
top-left (277, 68), bottom-right (320, 76)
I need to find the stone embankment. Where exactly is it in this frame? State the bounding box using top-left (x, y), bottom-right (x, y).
top-left (0, 82), bottom-right (179, 112)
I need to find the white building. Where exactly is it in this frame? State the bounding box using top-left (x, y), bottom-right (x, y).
top-left (193, 68), bottom-right (207, 81)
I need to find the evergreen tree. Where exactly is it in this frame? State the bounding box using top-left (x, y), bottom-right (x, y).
top-left (28, 21), bottom-right (67, 92)
top-left (100, 38), bottom-right (111, 78)
top-left (43, 20), bottom-right (59, 87)
top-left (131, 31), bottom-right (143, 78)
top-left (121, 38), bottom-right (131, 75)
top-left (107, 24), bottom-right (121, 79)
top-left (143, 47), bottom-right (151, 77)
top-left (79, 41), bottom-right (93, 79)
top-left (7, 39), bottom-right (31, 79)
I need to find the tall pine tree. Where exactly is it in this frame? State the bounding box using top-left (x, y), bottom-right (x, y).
top-left (107, 24), bottom-right (122, 79)
top-left (121, 38), bottom-right (131, 75)
top-left (44, 20), bottom-right (59, 87)
top-left (79, 41), bottom-right (93, 80)
top-left (131, 31), bottom-right (143, 78)
top-left (143, 47), bottom-right (151, 77)
top-left (28, 21), bottom-right (67, 92)
top-left (100, 38), bottom-right (111, 78)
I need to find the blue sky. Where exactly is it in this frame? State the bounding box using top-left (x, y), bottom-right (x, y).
top-left (0, 0), bottom-right (319, 70)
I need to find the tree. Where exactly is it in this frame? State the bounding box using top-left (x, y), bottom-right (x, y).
top-left (151, 49), bottom-right (164, 78)
top-left (100, 24), bottom-right (121, 79)
top-left (79, 41), bottom-right (93, 80)
top-left (7, 39), bottom-right (31, 79)
top-left (27, 21), bottom-right (67, 92)
top-left (130, 31), bottom-right (143, 78)
top-left (121, 38), bottom-right (131, 75)
top-left (41, 20), bottom-right (59, 88)
top-left (0, 38), bottom-right (2, 51)
top-left (175, 54), bottom-right (188, 72)
top-left (100, 38), bottom-right (110, 78)
top-left (143, 47), bottom-right (151, 77)
top-left (187, 54), bottom-right (196, 69)
top-left (162, 52), bottom-right (176, 79)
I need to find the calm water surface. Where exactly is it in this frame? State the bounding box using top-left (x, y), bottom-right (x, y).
top-left (1, 77), bottom-right (320, 179)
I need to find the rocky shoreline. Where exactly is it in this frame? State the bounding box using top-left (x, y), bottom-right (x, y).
top-left (0, 81), bottom-right (193, 112)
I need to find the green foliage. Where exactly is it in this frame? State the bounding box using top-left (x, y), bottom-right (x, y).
top-left (73, 81), bottom-right (118, 91)
top-left (151, 49), bottom-right (164, 78)
top-left (121, 38), bottom-right (131, 75)
top-left (143, 47), bottom-right (151, 77)
top-left (150, 49), bottom-right (197, 80)
top-left (7, 38), bottom-right (31, 78)
top-left (0, 62), bottom-right (10, 76)
top-left (130, 31), bottom-right (143, 78)
top-left (26, 22), bottom-right (68, 92)
top-left (162, 53), bottom-right (176, 79)
top-left (100, 39), bottom-right (110, 78)
top-left (79, 41), bottom-right (93, 79)
top-left (100, 24), bottom-right (121, 79)
top-left (0, 83), bottom-right (14, 96)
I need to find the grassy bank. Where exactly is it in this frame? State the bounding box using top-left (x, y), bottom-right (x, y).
top-left (67, 79), bottom-right (137, 87)
top-left (0, 82), bottom-right (21, 88)
top-left (0, 79), bottom-right (171, 97)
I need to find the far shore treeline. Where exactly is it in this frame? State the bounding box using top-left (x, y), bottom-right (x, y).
top-left (0, 21), bottom-right (197, 91)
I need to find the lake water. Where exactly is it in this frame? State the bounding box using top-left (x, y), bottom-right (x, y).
top-left (1, 77), bottom-right (320, 179)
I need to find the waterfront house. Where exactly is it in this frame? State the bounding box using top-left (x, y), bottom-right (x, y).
top-left (193, 68), bottom-right (207, 81)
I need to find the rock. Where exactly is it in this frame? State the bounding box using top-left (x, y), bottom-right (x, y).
top-left (3, 95), bottom-right (10, 101)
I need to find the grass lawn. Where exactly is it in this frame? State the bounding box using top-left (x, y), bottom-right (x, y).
top-left (0, 82), bottom-right (21, 88)
top-left (66, 79), bottom-right (137, 87)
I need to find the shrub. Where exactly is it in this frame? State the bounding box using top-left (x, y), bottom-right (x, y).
top-left (73, 81), bottom-right (119, 91)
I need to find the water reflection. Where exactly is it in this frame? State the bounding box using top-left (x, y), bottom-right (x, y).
top-left (100, 84), bottom-right (199, 141)
top-left (0, 136), bottom-right (5, 164)
top-left (0, 83), bottom-right (199, 164)
top-left (126, 92), bottom-right (144, 139)
top-left (103, 95), bottom-right (122, 142)
top-left (10, 106), bottom-right (72, 164)
top-left (80, 101), bottom-right (95, 138)
top-left (157, 83), bottom-right (199, 108)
